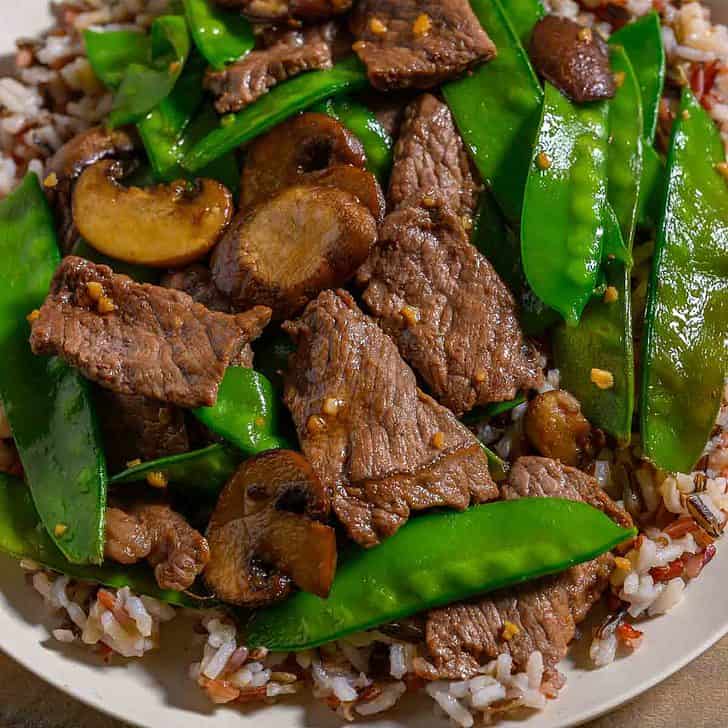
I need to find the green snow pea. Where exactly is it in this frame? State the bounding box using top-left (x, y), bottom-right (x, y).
top-left (84, 29), bottom-right (151, 88)
top-left (193, 368), bottom-right (289, 455)
top-left (313, 96), bottom-right (394, 183)
top-left (109, 15), bottom-right (191, 128)
top-left (637, 145), bottom-right (665, 229)
top-left (607, 46), bottom-right (643, 247)
top-left (0, 174), bottom-right (107, 565)
top-left (640, 90), bottom-right (728, 474)
top-left (183, 0), bottom-right (254, 70)
top-left (110, 444), bottom-right (241, 498)
top-left (70, 239), bottom-right (158, 284)
top-left (183, 56), bottom-right (369, 173)
top-left (503, 0), bottom-right (545, 48)
top-left (444, 0), bottom-right (543, 223)
top-left (481, 444), bottom-right (509, 483)
top-left (245, 498), bottom-right (636, 651)
top-left (461, 393), bottom-right (528, 426)
top-left (522, 83), bottom-right (610, 324)
top-left (610, 12), bottom-right (666, 145)
top-left (0, 473), bottom-right (211, 607)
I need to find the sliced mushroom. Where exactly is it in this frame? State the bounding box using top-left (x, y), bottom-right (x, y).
top-left (73, 160), bottom-right (233, 268)
top-left (529, 16), bottom-right (616, 104)
top-left (302, 165), bottom-right (385, 223)
top-left (45, 126), bottom-right (139, 252)
top-left (241, 112), bottom-right (366, 210)
top-left (212, 184), bottom-right (378, 319)
top-left (204, 449), bottom-right (337, 607)
top-left (524, 390), bottom-right (593, 466)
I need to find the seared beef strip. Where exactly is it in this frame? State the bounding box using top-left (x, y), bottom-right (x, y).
top-left (213, 0), bottom-right (352, 22)
top-left (387, 93), bottom-right (479, 222)
top-left (283, 289), bottom-right (497, 547)
top-left (350, 0), bottom-right (496, 91)
top-left (95, 390), bottom-right (189, 474)
top-left (359, 203), bottom-right (543, 416)
top-left (205, 23), bottom-right (335, 114)
top-left (30, 257), bottom-right (271, 408)
top-left (105, 502), bottom-right (210, 592)
top-left (425, 457), bottom-right (632, 681)
top-left (529, 16), bottom-right (616, 103)
top-left (161, 264), bottom-right (232, 313)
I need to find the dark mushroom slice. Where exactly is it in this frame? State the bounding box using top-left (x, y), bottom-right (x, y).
top-left (45, 125), bottom-right (139, 252)
top-left (302, 165), bottom-right (386, 222)
top-left (524, 390), bottom-right (593, 467)
top-left (213, 0), bottom-right (352, 22)
top-left (204, 449), bottom-right (337, 606)
top-left (212, 184), bottom-right (378, 320)
top-left (529, 16), bottom-right (616, 104)
top-left (241, 112), bottom-right (366, 210)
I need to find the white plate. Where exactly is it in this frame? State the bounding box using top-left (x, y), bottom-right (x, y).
top-left (1, 2), bottom-right (727, 727)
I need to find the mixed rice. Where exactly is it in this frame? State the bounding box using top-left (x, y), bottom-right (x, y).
top-left (1, 1), bottom-right (727, 726)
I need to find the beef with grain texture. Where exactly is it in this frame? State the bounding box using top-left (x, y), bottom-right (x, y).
top-left (425, 457), bottom-right (632, 682)
top-left (350, 0), bottom-right (496, 91)
top-left (359, 203), bottom-right (543, 416)
top-left (29, 257), bottom-right (271, 409)
top-left (283, 289), bottom-right (497, 547)
top-left (205, 23), bottom-right (335, 114)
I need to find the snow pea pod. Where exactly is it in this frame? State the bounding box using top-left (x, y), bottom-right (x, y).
top-left (444, 0), bottom-right (543, 224)
top-left (503, 0), bottom-right (545, 48)
top-left (183, 56), bottom-right (369, 173)
top-left (244, 498), bottom-right (636, 651)
top-left (610, 12), bottom-right (665, 145)
top-left (183, 0), bottom-right (254, 70)
top-left (110, 444), bottom-right (241, 498)
top-left (193, 368), bottom-right (290, 455)
top-left (313, 96), bottom-right (393, 183)
top-left (637, 145), bottom-right (665, 230)
top-left (84, 29), bottom-right (151, 88)
top-left (461, 393), bottom-right (527, 426)
top-left (109, 15), bottom-right (191, 128)
top-left (0, 473), bottom-right (211, 607)
top-left (0, 174), bottom-right (107, 565)
top-left (640, 90), bottom-right (728, 474)
top-left (522, 83), bottom-right (610, 324)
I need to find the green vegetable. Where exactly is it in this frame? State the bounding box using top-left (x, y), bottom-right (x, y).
top-left (84, 29), bottom-right (151, 88)
top-left (193, 368), bottom-right (289, 455)
top-left (70, 239), bottom-right (158, 284)
top-left (522, 83), bottom-right (609, 324)
top-left (0, 174), bottom-right (107, 565)
top-left (252, 331), bottom-right (297, 394)
top-left (110, 444), bottom-right (240, 498)
top-left (503, 0), bottom-right (545, 48)
top-left (461, 393), bottom-right (527, 425)
top-left (637, 145), bottom-right (665, 229)
top-left (245, 498), bottom-right (636, 651)
top-left (183, 56), bottom-right (369, 173)
top-left (109, 15), bottom-right (191, 128)
top-left (640, 90), bottom-right (728, 474)
top-left (183, 0), bottom-right (254, 70)
top-left (610, 12), bottom-right (666, 145)
top-left (481, 444), bottom-right (508, 482)
top-left (314, 96), bottom-right (394, 183)
top-left (0, 473), bottom-right (210, 607)
top-left (444, 0), bottom-right (543, 223)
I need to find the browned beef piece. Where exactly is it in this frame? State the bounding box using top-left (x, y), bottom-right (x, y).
top-left (359, 204), bottom-right (543, 416)
top-left (350, 0), bottom-right (496, 91)
top-left (425, 457), bottom-right (631, 681)
top-left (30, 257), bottom-right (271, 408)
top-left (388, 94), bottom-right (479, 222)
top-left (105, 503), bottom-right (210, 591)
top-left (283, 289), bottom-right (497, 547)
top-left (95, 390), bottom-right (189, 473)
top-left (214, 0), bottom-right (352, 22)
top-left (205, 23), bottom-right (335, 114)
top-left (161, 264), bottom-right (232, 313)
top-left (529, 16), bottom-right (615, 104)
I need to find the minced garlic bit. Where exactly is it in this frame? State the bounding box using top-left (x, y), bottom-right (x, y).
top-left (369, 17), bottom-right (387, 35)
top-left (681, 109), bottom-right (691, 121)
top-left (147, 471), bottom-right (168, 489)
top-left (322, 397), bottom-right (344, 417)
top-left (352, 40), bottom-right (366, 52)
top-left (401, 305), bottom-right (421, 326)
top-left (413, 13), bottom-right (432, 37)
top-left (591, 368), bottom-right (615, 390)
top-left (307, 414), bottom-right (327, 434)
top-left (431, 431), bottom-right (445, 450)
top-left (502, 620), bottom-right (520, 641)
top-left (474, 370), bottom-right (487, 384)
top-left (126, 458), bottom-right (142, 469)
top-left (97, 294), bottom-right (116, 314)
top-left (614, 556), bottom-right (632, 571)
top-left (422, 194), bottom-right (437, 208)
top-left (169, 61), bottom-right (181, 74)
top-left (54, 523), bottom-right (68, 537)
top-left (254, 416), bottom-right (266, 428)
top-left (536, 151), bottom-right (551, 170)
top-left (577, 27), bottom-right (593, 42)
top-left (613, 71), bottom-right (626, 88)
top-left (461, 215), bottom-right (474, 232)
top-left (86, 281), bottom-right (104, 301)
top-left (26, 309), bottom-right (40, 323)
top-left (603, 286), bottom-right (619, 304)
top-left (43, 172), bottom-right (58, 189)
top-left (715, 162), bottom-right (728, 183)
